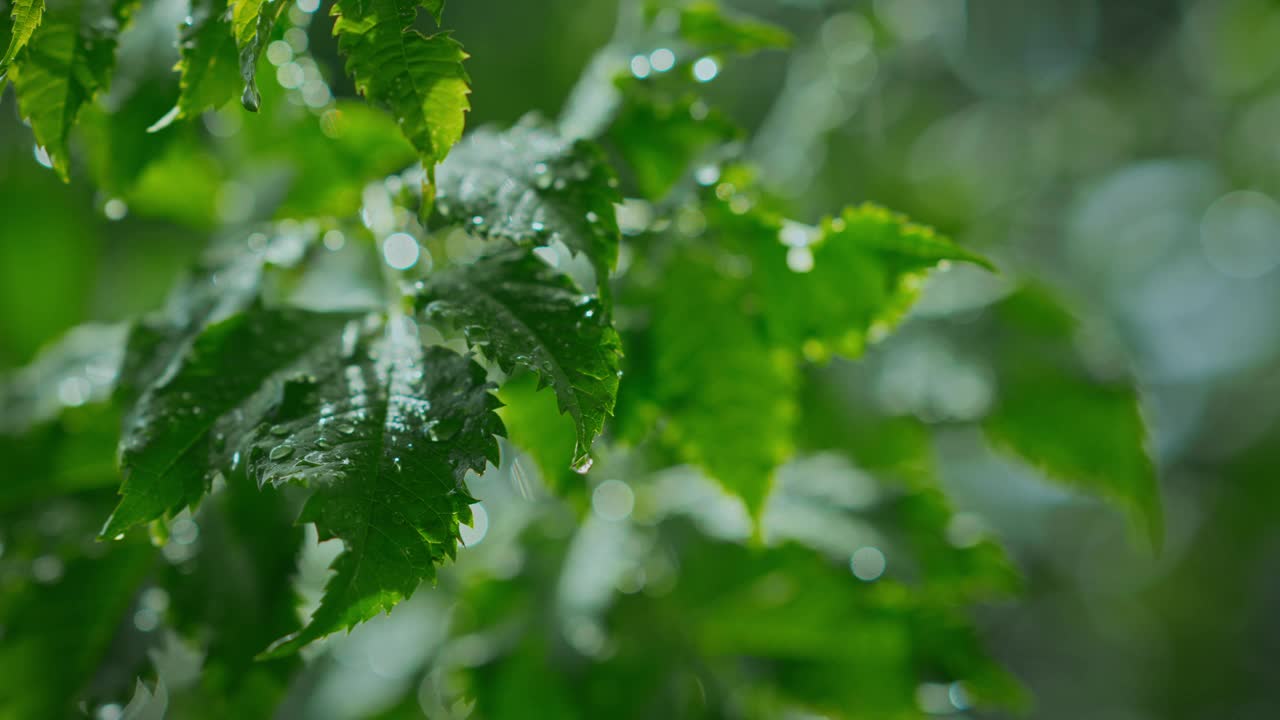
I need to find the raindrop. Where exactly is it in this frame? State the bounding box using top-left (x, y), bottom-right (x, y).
top-left (850, 546), bottom-right (886, 581)
top-left (571, 456), bottom-right (594, 474)
top-left (103, 198), bottom-right (128, 221)
top-left (649, 48), bottom-right (676, 72)
top-left (337, 424), bottom-right (356, 435)
top-left (241, 83), bottom-right (261, 112)
top-left (32, 555), bottom-right (64, 584)
top-left (269, 445), bottom-right (294, 461)
top-left (301, 452), bottom-right (326, 466)
top-left (270, 424), bottom-right (290, 437)
top-left (693, 56), bottom-right (719, 83)
top-left (630, 55), bottom-right (652, 78)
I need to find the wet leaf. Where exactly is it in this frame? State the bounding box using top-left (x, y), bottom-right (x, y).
top-left (415, 248), bottom-right (621, 469)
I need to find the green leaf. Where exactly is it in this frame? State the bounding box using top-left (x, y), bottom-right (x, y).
top-left (103, 306), bottom-right (359, 538)
top-left (421, 0), bottom-right (443, 24)
top-left (0, 321), bottom-right (125, 433)
top-left (0, 538), bottom-right (154, 718)
top-left (230, 0), bottom-right (288, 111)
top-left (0, 402), bottom-right (123, 512)
top-left (0, 322), bottom-right (127, 507)
top-left (652, 534), bottom-right (1024, 714)
top-left (496, 372), bottom-right (579, 498)
top-left (606, 79), bottom-right (740, 199)
top-left (724, 199), bottom-right (993, 361)
top-left (649, 256), bottom-right (796, 519)
top-left (253, 318), bottom-right (503, 655)
top-left (670, 0), bottom-right (792, 54)
top-left (415, 248), bottom-right (621, 470)
top-left (332, 0), bottom-right (469, 179)
top-left (436, 115), bottom-right (622, 289)
top-left (982, 285), bottom-right (1162, 548)
top-left (162, 484), bottom-right (304, 716)
top-left (0, 0), bottom-right (44, 74)
top-left (9, 0), bottom-right (136, 179)
top-left (161, 0), bottom-right (242, 125)
top-left (241, 100), bottom-right (418, 219)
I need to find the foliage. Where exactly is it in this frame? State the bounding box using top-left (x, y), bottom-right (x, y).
top-left (0, 0), bottom-right (1165, 717)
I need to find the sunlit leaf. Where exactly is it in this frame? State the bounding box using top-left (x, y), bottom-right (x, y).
top-left (0, 0), bottom-right (45, 77)
top-left (718, 197), bottom-right (993, 360)
top-left (648, 256), bottom-right (796, 519)
top-left (10, 0), bottom-right (137, 179)
top-left (669, 0), bottom-right (792, 54)
top-left (332, 0), bottom-right (469, 181)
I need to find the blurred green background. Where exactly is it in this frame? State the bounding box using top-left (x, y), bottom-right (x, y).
top-left (3, 0), bottom-right (1280, 718)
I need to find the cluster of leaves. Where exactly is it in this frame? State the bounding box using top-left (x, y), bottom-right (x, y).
top-left (0, 0), bottom-right (1160, 717)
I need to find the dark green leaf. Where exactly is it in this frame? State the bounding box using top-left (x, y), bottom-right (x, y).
top-left (415, 248), bottom-right (621, 470)
top-left (251, 319), bottom-right (503, 655)
top-left (436, 116), bottom-right (622, 290)
top-left (103, 307), bottom-right (359, 538)
top-left (162, 484), bottom-right (304, 716)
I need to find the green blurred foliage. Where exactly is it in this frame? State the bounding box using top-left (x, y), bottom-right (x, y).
top-left (2, 0), bottom-right (1279, 719)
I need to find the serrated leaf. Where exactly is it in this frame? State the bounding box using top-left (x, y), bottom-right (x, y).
top-left (103, 306), bottom-right (359, 538)
top-left (332, 0), bottom-right (469, 179)
top-left (670, 0), bottom-right (792, 53)
top-left (0, 0), bottom-right (45, 74)
top-left (252, 318), bottom-right (503, 655)
top-left (10, 0), bottom-right (136, 179)
top-left (981, 285), bottom-right (1162, 548)
top-left (649, 256), bottom-right (795, 518)
top-left (230, 0), bottom-right (287, 111)
top-left (436, 115), bottom-right (621, 289)
top-left (415, 248), bottom-right (621, 470)
top-left (724, 199), bottom-right (993, 360)
top-left (162, 0), bottom-right (241, 124)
